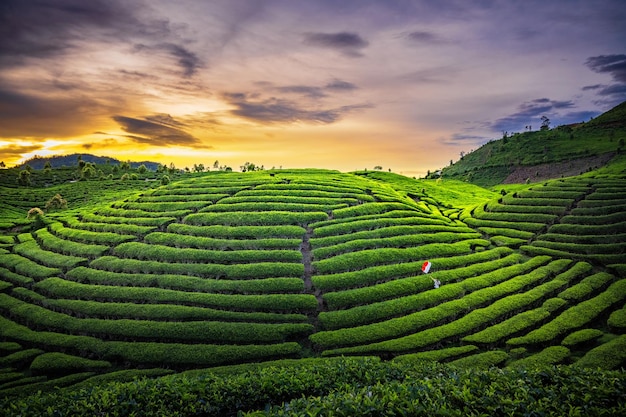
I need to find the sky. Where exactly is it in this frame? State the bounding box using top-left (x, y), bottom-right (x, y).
top-left (1, 0), bottom-right (625, 177)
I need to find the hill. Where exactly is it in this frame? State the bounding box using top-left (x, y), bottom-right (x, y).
top-left (436, 100), bottom-right (626, 186)
top-left (0, 161), bottom-right (625, 413)
top-left (18, 153), bottom-right (161, 171)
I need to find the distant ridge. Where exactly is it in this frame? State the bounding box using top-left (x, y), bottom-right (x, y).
top-left (436, 100), bottom-right (626, 186)
top-left (19, 153), bottom-right (161, 171)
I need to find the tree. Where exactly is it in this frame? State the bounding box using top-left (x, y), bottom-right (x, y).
top-left (0, 161), bottom-right (5, 168)
top-left (17, 169), bottom-right (31, 186)
top-left (540, 116), bottom-right (550, 131)
top-left (373, 166), bottom-right (383, 170)
top-left (213, 160), bottom-right (219, 169)
top-left (138, 164), bottom-right (147, 174)
top-left (46, 194), bottom-right (67, 210)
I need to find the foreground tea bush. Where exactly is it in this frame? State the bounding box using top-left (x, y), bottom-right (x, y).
top-left (1, 357), bottom-right (624, 416)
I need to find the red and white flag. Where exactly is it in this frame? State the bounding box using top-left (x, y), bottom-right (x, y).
top-left (422, 261), bottom-right (431, 274)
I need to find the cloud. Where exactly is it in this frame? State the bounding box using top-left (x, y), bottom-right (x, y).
top-left (490, 98), bottom-right (576, 133)
top-left (584, 54), bottom-right (626, 106)
top-left (325, 79), bottom-right (358, 91)
top-left (0, 87), bottom-right (107, 137)
top-left (0, 0), bottom-right (151, 68)
top-left (112, 115), bottom-right (203, 146)
top-left (0, 143), bottom-right (44, 159)
top-left (276, 85), bottom-right (326, 99)
top-left (585, 54), bottom-right (626, 83)
top-left (223, 92), bottom-right (371, 124)
top-left (132, 42), bottom-right (202, 77)
top-left (406, 30), bottom-right (446, 44)
top-left (302, 32), bottom-right (368, 57)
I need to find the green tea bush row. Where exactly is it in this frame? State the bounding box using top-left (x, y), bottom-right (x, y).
top-left (516, 190), bottom-right (583, 199)
top-left (313, 239), bottom-right (489, 274)
top-left (485, 202), bottom-right (566, 215)
top-left (34, 228), bottom-right (108, 258)
top-left (506, 346), bottom-right (570, 369)
top-left (473, 210), bottom-right (557, 224)
top-left (255, 181), bottom-right (364, 193)
top-left (0, 279), bottom-right (12, 291)
top-left (560, 211), bottom-right (626, 225)
top-left (137, 193), bottom-right (228, 202)
top-left (331, 202), bottom-right (422, 219)
top-left (531, 239), bottom-right (626, 255)
top-left (463, 217), bottom-right (546, 232)
top-left (393, 345), bottom-right (478, 363)
top-left (3, 359), bottom-right (624, 417)
top-left (577, 197), bottom-right (626, 207)
top-left (529, 184), bottom-right (590, 192)
top-left (462, 305), bottom-right (552, 345)
top-left (95, 206), bottom-right (190, 219)
top-left (320, 252), bottom-right (525, 315)
top-left (34, 278), bottom-right (318, 312)
top-left (167, 224), bottom-right (305, 241)
top-left (144, 231), bottom-right (300, 250)
top-left (313, 247), bottom-right (514, 292)
top-left (66, 218), bottom-right (155, 236)
top-left (501, 195), bottom-right (575, 207)
top-left (312, 215), bottom-right (451, 238)
top-left (80, 213), bottom-right (175, 227)
top-left (216, 195), bottom-right (358, 206)
top-left (522, 244), bottom-right (626, 264)
top-left (312, 232), bottom-right (481, 259)
top-left (184, 211), bottom-right (328, 226)
top-left (236, 188), bottom-right (376, 202)
top-left (200, 201), bottom-right (348, 213)
top-left (0, 254), bottom-right (59, 280)
top-left (312, 259), bottom-right (565, 350)
top-left (560, 329), bottom-right (604, 347)
top-left (477, 226), bottom-right (535, 239)
top-left (49, 222), bottom-right (136, 245)
top-left (319, 259), bottom-right (569, 354)
top-left (447, 350), bottom-right (509, 369)
top-left (113, 201), bottom-right (209, 212)
top-left (310, 209), bottom-right (437, 229)
top-left (575, 334), bottom-right (626, 369)
top-left (571, 202), bottom-right (626, 215)
top-left (90, 256), bottom-right (304, 279)
top-left (46, 299), bottom-right (309, 323)
top-left (507, 279), bottom-right (626, 346)
top-left (150, 186), bottom-right (246, 195)
top-left (548, 220), bottom-right (626, 235)
top-left (0, 373), bottom-right (92, 397)
top-left (556, 272), bottom-right (615, 301)
top-left (1, 294), bottom-right (313, 344)
top-left (68, 266), bottom-right (304, 294)
top-left (501, 194), bottom-right (573, 206)
top-left (113, 242), bottom-right (302, 264)
top-left (310, 224), bottom-right (476, 248)
top-left (13, 241), bottom-right (86, 269)
top-left (0, 348), bottom-right (44, 367)
top-left (537, 232), bottom-right (626, 244)
top-left (29, 352), bottom-right (111, 375)
top-left (608, 305), bottom-right (626, 331)
top-left (586, 190), bottom-right (626, 200)
top-left (0, 315), bottom-right (302, 368)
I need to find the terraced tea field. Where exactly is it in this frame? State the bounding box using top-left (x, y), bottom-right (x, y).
top-left (1, 169), bottom-right (625, 396)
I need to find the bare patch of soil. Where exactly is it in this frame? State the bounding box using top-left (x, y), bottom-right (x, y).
top-left (503, 152), bottom-right (615, 184)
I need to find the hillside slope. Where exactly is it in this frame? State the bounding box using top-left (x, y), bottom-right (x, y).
top-left (437, 100), bottom-right (626, 186)
top-left (0, 164), bottom-right (625, 402)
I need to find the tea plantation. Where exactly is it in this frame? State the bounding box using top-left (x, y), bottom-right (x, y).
top-left (1, 157), bottom-right (625, 414)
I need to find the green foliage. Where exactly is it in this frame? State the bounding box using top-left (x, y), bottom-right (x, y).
top-left (2, 358), bottom-right (625, 416)
top-left (30, 353), bottom-right (111, 375)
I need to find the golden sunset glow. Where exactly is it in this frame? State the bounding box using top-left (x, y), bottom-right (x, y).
top-left (1, 1), bottom-right (625, 175)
